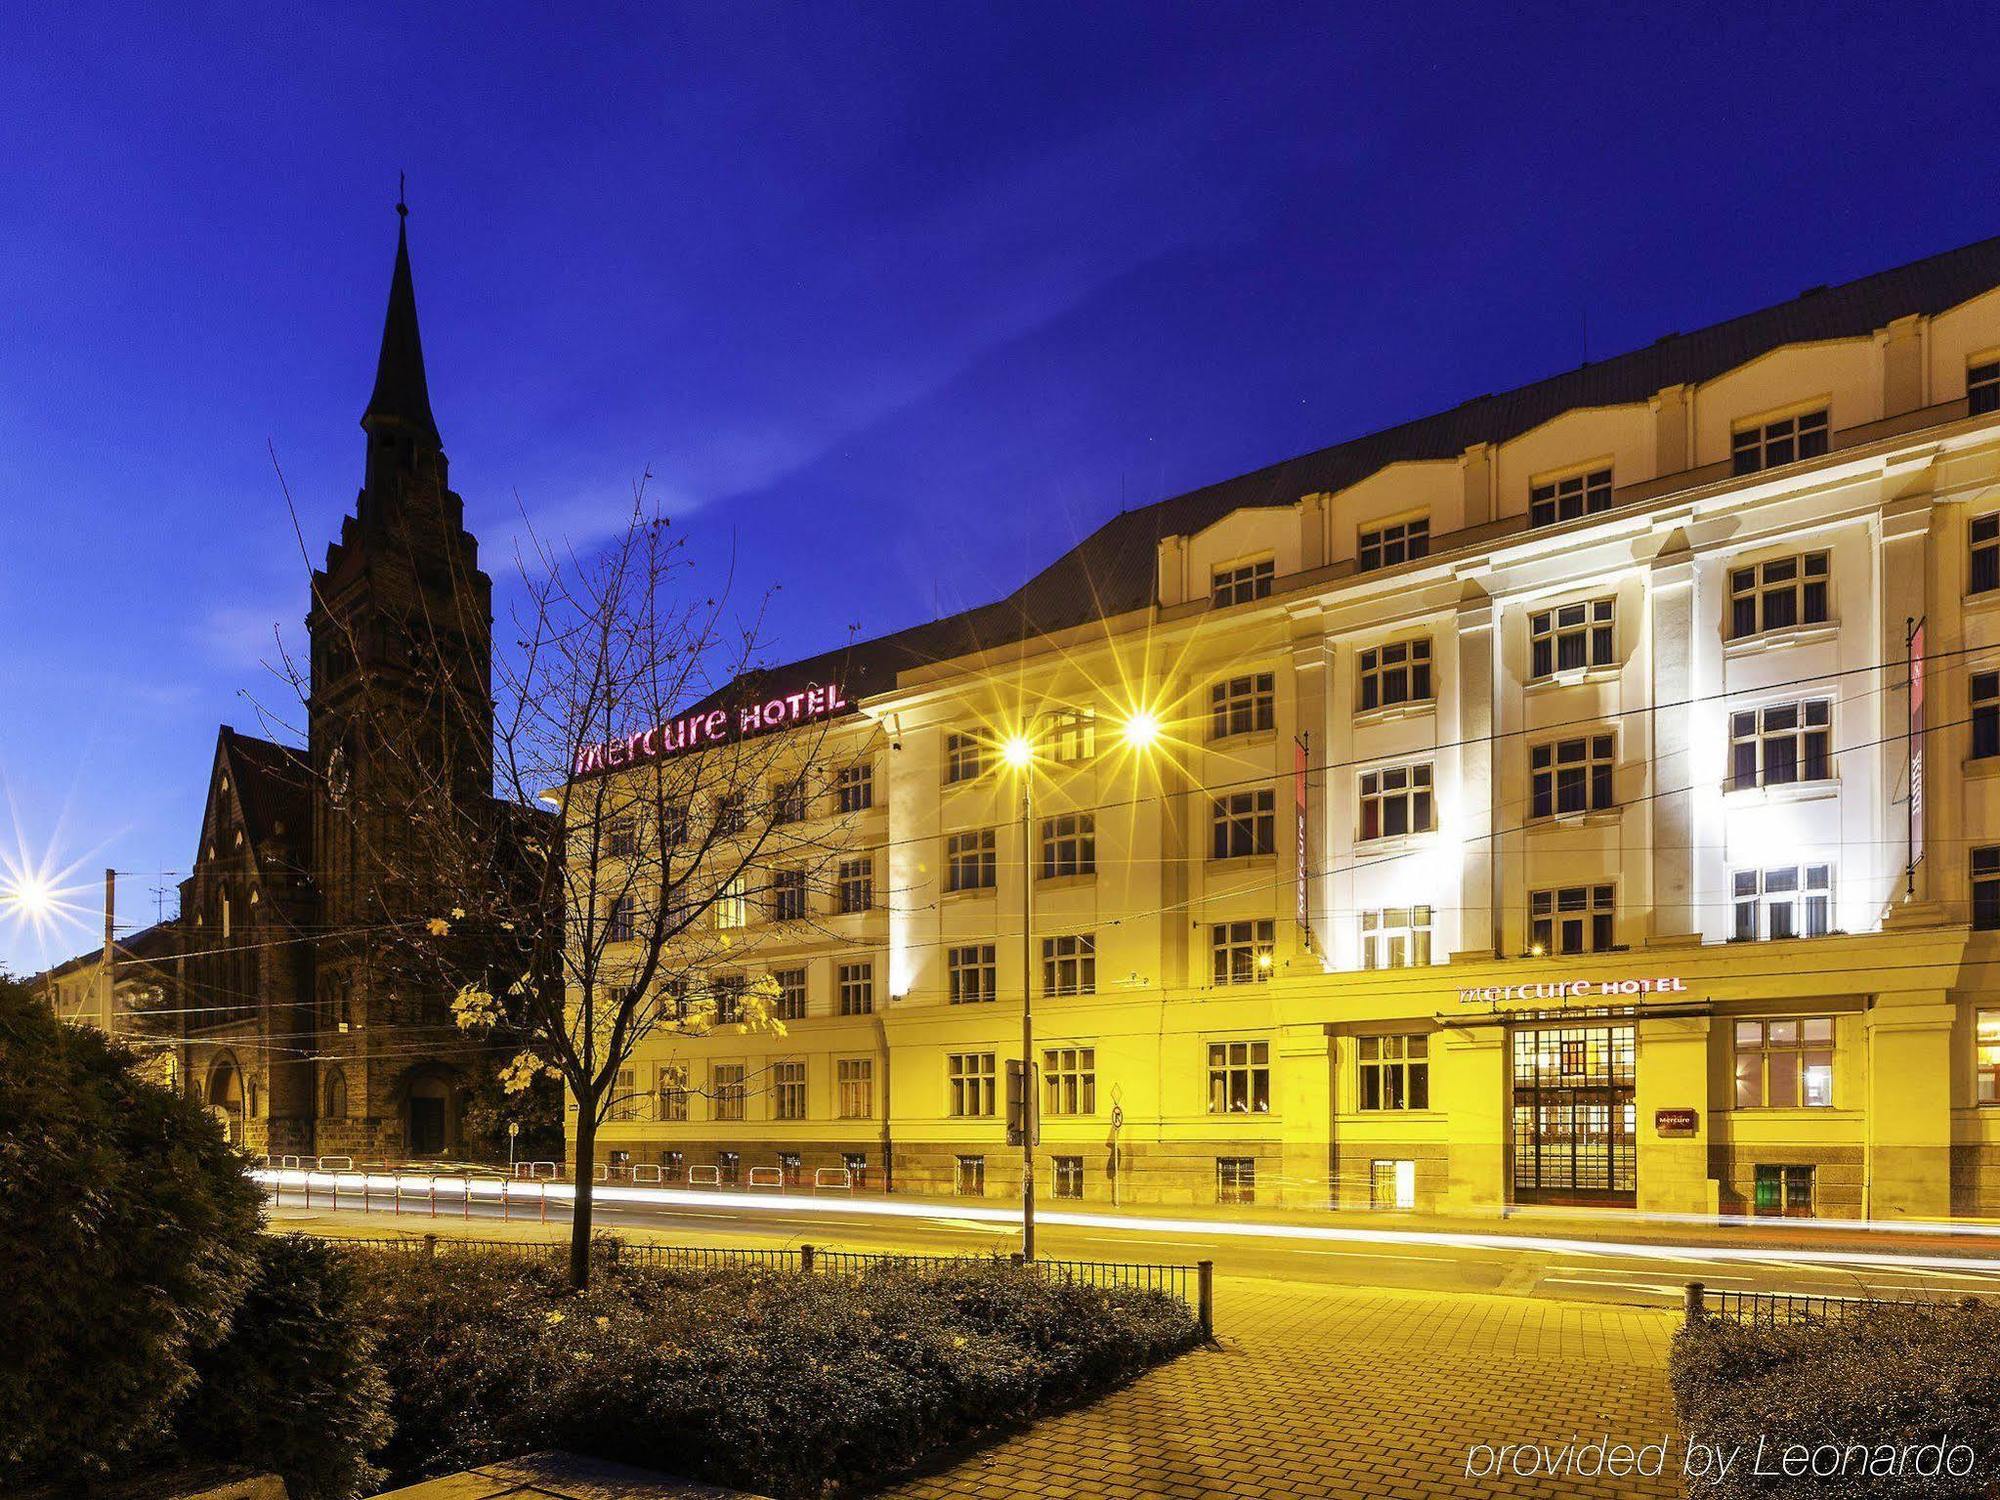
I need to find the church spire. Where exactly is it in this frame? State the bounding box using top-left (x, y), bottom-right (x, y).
top-left (361, 184), bottom-right (441, 448)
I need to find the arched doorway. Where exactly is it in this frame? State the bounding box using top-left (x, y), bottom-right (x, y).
top-left (207, 1055), bottom-right (244, 1145)
top-left (401, 1066), bottom-right (458, 1157)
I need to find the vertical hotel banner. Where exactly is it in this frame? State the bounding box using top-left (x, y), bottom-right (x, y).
top-left (1908, 616), bottom-right (1927, 890)
top-left (1295, 734), bottom-right (1316, 959)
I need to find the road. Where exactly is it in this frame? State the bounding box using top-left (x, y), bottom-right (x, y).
top-left (260, 1169), bottom-right (2000, 1310)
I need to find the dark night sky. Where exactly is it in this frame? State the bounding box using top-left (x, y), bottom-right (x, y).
top-left (4, 2), bottom-right (1998, 968)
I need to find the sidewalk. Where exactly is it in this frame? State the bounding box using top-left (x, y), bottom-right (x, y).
top-left (879, 1276), bottom-right (1680, 1500)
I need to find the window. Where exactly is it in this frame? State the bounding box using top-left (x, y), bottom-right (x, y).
top-left (1361, 906), bottom-right (1431, 969)
top-left (1529, 598), bottom-right (1615, 678)
top-left (835, 762), bottom-right (874, 813)
top-left (1041, 934), bottom-right (1096, 997)
top-left (1530, 885), bottom-right (1615, 955)
top-left (945, 732), bottom-right (985, 784)
top-left (777, 1151), bottom-right (802, 1187)
top-left (323, 1066), bottom-right (347, 1119)
top-left (1052, 1155), bottom-right (1084, 1199)
top-left (1971, 846), bottom-right (2000, 933)
top-left (837, 1058), bottom-right (874, 1119)
top-left (712, 973), bottom-right (746, 1025)
top-left (1211, 920), bottom-right (1275, 985)
top-left (954, 1155), bottom-right (986, 1196)
top-left (773, 1061), bottom-right (806, 1121)
top-left (1212, 557), bottom-right (1275, 606)
top-left (1976, 516), bottom-right (2000, 596)
top-left (841, 1150), bottom-right (868, 1187)
top-left (1754, 1164), bottom-right (1816, 1218)
top-left (1977, 673), bottom-right (2000, 760)
top-left (606, 895), bottom-right (635, 943)
top-left (1357, 638), bottom-right (1432, 712)
top-left (609, 1066), bottom-right (638, 1121)
top-left (713, 1063), bottom-right (746, 1121)
top-left (1038, 814), bottom-right (1096, 878)
top-left (837, 857), bottom-right (873, 913)
top-left (660, 805), bottom-right (689, 846)
top-left (657, 1064), bottom-right (689, 1122)
top-left (946, 829), bottom-right (996, 891)
top-left (1972, 360), bottom-right (2000, 417)
top-left (1358, 763), bottom-right (1433, 840)
top-left (1732, 865), bottom-right (1834, 941)
top-left (1530, 734), bottom-right (1615, 818)
top-left (1358, 1035), bottom-right (1429, 1110)
top-left (714, 793), bottom-right (746, 836)
top-left (1210, 790), bottom-right (1276, 859)
top-left (1359, 516), bottom-right (1429, 571)
top-left (717, 1150), bottom-right (740, 1186)
top-left (1370, 1159), bottom-right (1416, 1211)
top-left (770, 868), bottom-right (807, 922)
top-left (1210, 672), bottom-right (1275, 739)
top-left (659, 1148), bottom-right (685, 1177)
top-left (1217, 1157), bottom-right (1256, 1204)
top-left (1043, 1047), bottom-right (1096, 1116)
top-left (948, 1053), bottom-right (997, 1117)
top-left (837, 961), bottom-right (874, 1016)
top-left (606, 819), bottom-right (637, 857)
top-left (773, 967), bottom-right (807, 1021)
top-left (947, 943), bottom-right (997, 1004)
top-left (1729, 700), bottom-right (1832, 790)
top-left (1733, 1018), bottom-right (1834, 1108)
top-left (1207, 1040), bottom-right (1270, 1114)
top-left (1529, 467), bottom-right (1612, 528)
top-left (715, 877), bottom-right (747, 930)
top-left (1978, 1012), bottom-right (2000, 1104)
top-left (1038, 708), bottom-right (1097, 765)
top-left (771, 779), bottom-right (808, 824)
top-left (1729, 553), bottom-right (1830, 638)
top-left (1732, 408), bottom-right (1829, 475)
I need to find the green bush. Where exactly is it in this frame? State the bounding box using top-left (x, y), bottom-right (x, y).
top-left (0, 976), bottom-right (262, 1488)
top-left (352, 1248), bottom-right (1198, 1498)
top-left (174, 1234), bottom-right (393, 1500)
top-left (1671, 1303), bottom-right (2000, 1498)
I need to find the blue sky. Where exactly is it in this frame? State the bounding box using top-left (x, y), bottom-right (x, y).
top-left (3, 2), bottom-right (1998, 970)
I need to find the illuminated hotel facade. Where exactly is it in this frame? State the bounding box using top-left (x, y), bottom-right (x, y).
top-left (580, 237), bottom-right (2000, 1222)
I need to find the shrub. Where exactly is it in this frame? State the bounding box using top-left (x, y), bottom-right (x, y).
top-left (174, 1234), bottom-right (393, 1500)
top-left (351, 1247), bottom-right (1198, 1498)
top-left (1671, 1303), bottom-right (2000, 1498)
top-left (0, 976), bottom-right (262, 1488)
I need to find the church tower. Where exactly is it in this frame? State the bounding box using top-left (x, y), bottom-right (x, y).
top-left (306, 200), bottom-right (495, 1156)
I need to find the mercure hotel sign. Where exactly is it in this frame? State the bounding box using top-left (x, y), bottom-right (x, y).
top-left (573, 682), bottom-right (854, 777)
top-left (1457, 975), bottom-right (1689, 1005)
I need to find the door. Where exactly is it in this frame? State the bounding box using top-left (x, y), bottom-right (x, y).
top-left (1510, 1024), bottom-right (1636, 1205)
top-left (408, 1097), bottom-right (446, 1155)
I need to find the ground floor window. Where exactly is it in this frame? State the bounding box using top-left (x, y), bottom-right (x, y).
top-left (659, 1148), bottom-right (684, 1177)
top-left (1370, 1159), bottom-right (1415, 1210)
top-left (1217, 1156), bottom-right (1256, 1205)
top-left (842, 1151), bottom-right (869, 1189)
top-left (1754, 1163), bottom-right (1815, 1218)
top-left (717, 1150), bottom-right (740, 1186)
top-left (777, 1150), bottom-right (801, 1187)
top-left (1052, 1155), bottom-right (1084, 1199)
top-left (955, 1154), bottom-right (985, 1196)
top-left (1733, 1018), bottom-right (1834, 1108)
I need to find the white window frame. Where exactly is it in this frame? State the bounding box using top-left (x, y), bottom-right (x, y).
top-left (1529, 466), bottom-right (1612, 528)
top-left (1212, 557), bottom-right (1275, 607)
top-left (1210, 789), bottom-right (1276, 859)
top-left (1728, 552), bottom-right (1830, 639)
top-left (772, 1060), bottom-right (807, 1121)
top-left (1731, 864), bottom-right (1834, 941)
top-left (1210, 919), bottom-right (1275, 985)
top-left (1360, 906), bottom-right (1431, 969)
top-left (944, 732), bottom-right (986, 784)
top-left (1530, 885), bottom-right (1615, 955)
top-left (1528, 598), bottom-right (1615, 679)
top-left (1358, 762), bottom-right (1433, 841)
top-left (1209, 672), bottom-right (1276, 739)
top-left (1728, 699), bottom-right (1832, 791)
top-left (948, 1052), bottom-right (997, 1117)
top-left (1529, 733), bottom-right (1616, 819)
top-left (1206, 1039), bottom-right (1271, 1114)
top-left (1041, 933), bottom-right (1096, 997)
top-left (837, 1057), bottom-right (874, 1119)
top-left (1038, 814), bottom-right (1096, 878)
top-left (836, 960), bottom-right (874, 1016)
top-left (1359, 515), bottom-right (1429, 571)
top-left (1356, 637), bottom-right (1432, 712)
top-left (947, 828), bottom-right (997, 891)
top-left (1042, 1046), bottom-right (1097, 1116)
top-left (947, 943), bottom-right (997, 1004)
top-left (1732, 407), bottom-right (1829, 475)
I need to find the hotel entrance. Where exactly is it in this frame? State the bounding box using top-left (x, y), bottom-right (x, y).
top-left (1510, 1023), bottom-right (1637, 1206)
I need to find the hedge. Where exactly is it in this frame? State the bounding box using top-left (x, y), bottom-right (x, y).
top-left (351, 1248), bottom-right (1200, 1498)
top-left (1671, 1302), bottom-right (2000, 1498)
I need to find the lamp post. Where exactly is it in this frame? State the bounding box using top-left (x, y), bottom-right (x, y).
top-left (1001, 734), bottom-right (1038, 1261)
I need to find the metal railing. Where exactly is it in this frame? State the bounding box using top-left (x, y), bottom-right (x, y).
top-left (314, 1232), bottom-right (1213, 1334)
top-left (1684, 1281), bottom-right (1982, 1326)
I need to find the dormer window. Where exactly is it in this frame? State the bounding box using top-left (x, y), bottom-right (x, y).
top-left (1732, 408), bottom-right (1829, 475)
top-left (1359, 517), bottom-right (1429, 572)
top-left (1529, 468), bottom-right (1612, 528)
top-left (1212, 558), bottom-right (1274, 607)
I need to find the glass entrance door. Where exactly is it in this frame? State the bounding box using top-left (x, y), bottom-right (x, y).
top-left (1510, 1024), bottom-right (1637, 1205)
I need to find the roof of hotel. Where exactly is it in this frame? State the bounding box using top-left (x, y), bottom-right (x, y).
top-left (722, 232), bottom-right (2000, 709)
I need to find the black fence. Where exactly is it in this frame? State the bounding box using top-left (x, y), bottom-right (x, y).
top-left (323, 1232), bottom-right (1214, 1335)
top-left (1683, 1281), bottom-right (1980, 1326)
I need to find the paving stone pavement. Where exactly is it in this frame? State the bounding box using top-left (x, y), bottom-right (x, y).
top-left (877, 1277), bottom-right (1680, 1500)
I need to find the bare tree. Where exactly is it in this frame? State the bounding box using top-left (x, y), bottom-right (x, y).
top-left (314, 488), bottom-right (859, 1288)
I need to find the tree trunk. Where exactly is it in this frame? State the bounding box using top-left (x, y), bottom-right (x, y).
top-left (569, 1108), bottom-right (596, 1290)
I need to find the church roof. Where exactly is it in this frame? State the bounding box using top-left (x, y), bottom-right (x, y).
top-left (217, 727), bottom-right (310, 857)
top-left (362, 207), bottom-right (441, 446)
top-left (715, 229), bottom-right (2000, 707)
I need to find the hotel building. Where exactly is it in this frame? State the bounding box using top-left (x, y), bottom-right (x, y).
top-left (580, 236), bottom-right (2000, 1223)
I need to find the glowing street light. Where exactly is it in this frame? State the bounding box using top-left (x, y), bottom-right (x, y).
top-left (1120, 709), bottom-right (1161, 752)
top-left (1001, 734), bottom-right (1033, 769)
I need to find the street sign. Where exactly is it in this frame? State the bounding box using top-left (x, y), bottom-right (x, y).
top-left (1654, 1108), bottom-right (1699, 1138)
